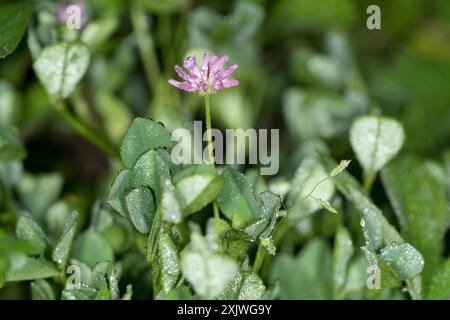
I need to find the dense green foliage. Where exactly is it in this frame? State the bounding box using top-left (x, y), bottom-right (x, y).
top-left (0, 0), bottom-right (449, 300)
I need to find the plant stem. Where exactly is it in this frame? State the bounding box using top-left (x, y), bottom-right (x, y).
top-left (302, 176), bottom-right (330, 201)
top-left (147, 207), bottom-right (161, 263)
top-left (253, 245), bottom-right (265, 273)
top-left (55, 101), bottom-right (118, 158)
top-left (130, 0), bottom-right (161, 95)
top-left (363, 172), bottom-right (375, 193)
top-left (203, 95), bottom-right (220, 220)
top-left (204, 94), bottom-right (214, 164)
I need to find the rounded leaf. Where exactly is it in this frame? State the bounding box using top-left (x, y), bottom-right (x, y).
top-left (33, 42), bottom-right (90, 100)
top-left (380, 243), bottom-right (424, 280)
top-left (120, 118), bottom-right (171, 168)
top-left (125, 187), bottom-right (155, 233)
top-left (350, 116), bottom-right (404, 176)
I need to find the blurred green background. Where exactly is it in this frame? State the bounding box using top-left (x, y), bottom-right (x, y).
top-left (1, 0), bottom-right (450, 299)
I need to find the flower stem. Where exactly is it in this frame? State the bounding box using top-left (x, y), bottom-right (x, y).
top-left (130, 0), bottom-right (161, 95)
top-left (55, 101), bottom-right (118, 158)
top-left (363, 172), bottom-right (375, 193)
top-left (204, 95), bottom-right (220, 220)
top-left (204, 94), bottom-right (214, 164)
top-left (253, 245), bottom-right (265, 273)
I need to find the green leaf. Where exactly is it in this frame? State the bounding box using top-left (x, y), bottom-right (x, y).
top-left (427, 259), bottom-right (450, 299)
top-left (0, 126), bottom-right (26, 161)
top-left (91, 261), bottom-right (120, 300)
top-left (131, 149), bottom-right (170, 201)
top-left (342, 255), bottom-right (368, 298)
top-left (320, 154), bottom-right (423, 299)
top-left (120, 118), bottom-right (171, 168)
top-left (31, 280), bottom-right (55, 300)
top-left (360, 205), bottom-right (384, 252)
top-left (16, 216), bottom-right (48, 255)
top-left (95, 91), bottom-right (133, 144)
top-left (92, 207), bottom-right (134, 254)
top-left (0, 160), bottom-right (22, 187)
top-left (5, 255), bottom-right (59, 282)
top-left (181, 251), bottom-right (238, 299)
top-left (181, 226), bottom-right (239, 299)
top-left (289, 49), bottom-right (345, 90)
top-left (268, 177), bottom-right (291, 197)
top-left (81, 17), bottom-right (119, 49)
top-left (0, 0), bottom-right (33, 59)
top-left (378, 260), bottom-right (402, 289)
top-left (254, 192), bottom-right (285, 256)
top-left (164, 285), bottom-right (193, 300)
top-left (0, 80), bottom-right (20, 126)
top-left (45, 201), bottom-right (71, 239)
top-left (173, 165), bottom-right (223, 215)
top-left (158, 233), bottom-right (180, 294)
top-left (62, 287), bottom-right (98, 300)
top-left (73, 231), bottom-right (114, 267)
top-left (216, 167), bottom-right (262, 227)
top-left (160, 177), bottom-right (182, 224)
top-left (333, 226), bottom-right (353, 299)
top-left (107, 169), bottom-right (132, 218)
top-left (321, 153), bottom-right (404, 249)
top-left (219, 271), bottom-right (265, 300)
top-left (125, 187), bottom-right (155, 234)
top-left (270, 239), bottom-right (332, 299)
top-left (208, 218), bottom-right (250, 260)
top-left (33, 42), bottom-right (91, 100)
top-left (350, 116), bottom-right (405, 178)
top-left (379, 243), bottom-right (424, 281)
top-left (122, 285), bottom-right (133, 300)
top-left (381, 156), bottom-right (450, 287)
top-left (52, 211), bottom-right (79, 268)
top-left (260, 190), bottom-right (281, 216)
top-left (17, 172), bottom-right (63, 220)
top-left (282, 88), bottom-right (363, 140)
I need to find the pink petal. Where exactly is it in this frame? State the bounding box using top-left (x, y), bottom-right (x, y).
top-left (183, 56), bottom-right (201, 78)
top-left (168, 79), bottom-right (198, 92)
top-left (215, 64), bottom-right (238, 81)
top-left (212, 55), bottom-right (229, 71)
top-left (175, 65), bottom-right (192, 82)
top-left (209, 55), bottom-right (219, 66)
top-left (211, 78), bottom-right (239, 91)
top-left (201, 52), bottom-right (210, 77)
top-left (222, 79), bottom-right (239, 88)
top-left (212, 82), bottom-right (224, 91)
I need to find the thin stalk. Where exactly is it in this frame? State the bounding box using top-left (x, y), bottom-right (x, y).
top-left (130, 0), bottom-right (161, 94)
top-left (147, 207), bottom-right (162, 263)
top-left (302, 176), bottom-right (330, 201)
top-left (363, 172), bottom-right (375, 193)
top-left (203, 95), bottom-right (220, 220)
top-left (204, 94), bottom-right (214, 164)
top-left (55, 101), bottom-right (118, 158)
top-left (253, 245), bottom-right (265, 273)
top-left (70, 88), bottom-right (96, 128)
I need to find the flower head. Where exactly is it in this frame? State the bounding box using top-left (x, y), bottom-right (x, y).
top-left (169, 53), bottom-right (239, 94)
